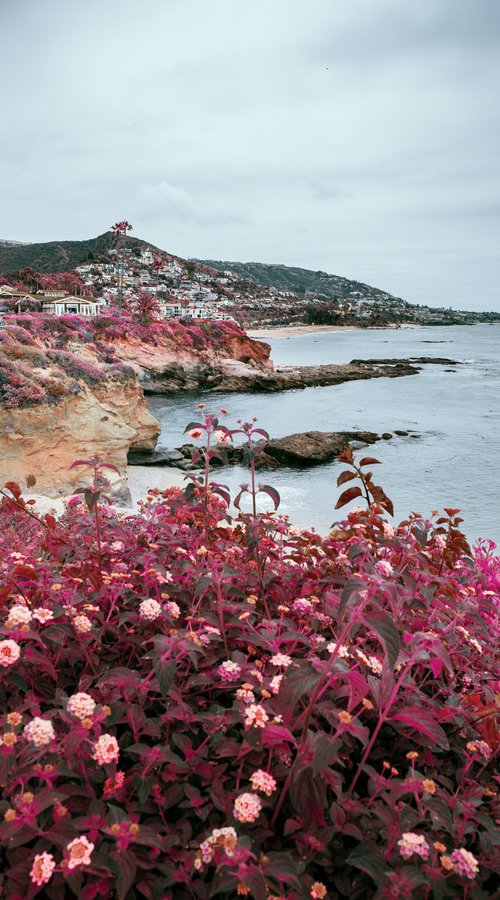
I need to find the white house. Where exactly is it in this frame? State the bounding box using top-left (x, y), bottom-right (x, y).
top-left (41, 295), bottom-right (100, 317)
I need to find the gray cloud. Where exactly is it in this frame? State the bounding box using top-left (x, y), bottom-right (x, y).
top-left (0, 0), bottom-right (498, 310)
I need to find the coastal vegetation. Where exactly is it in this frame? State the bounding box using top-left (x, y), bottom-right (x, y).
top-left (0, 417), bottom-right (497, 898)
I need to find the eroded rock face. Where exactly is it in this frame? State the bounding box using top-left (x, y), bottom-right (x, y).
top-left (0, 381), bottom-right (160, 499)
top-left (111, 334), bottom-right (273, 393)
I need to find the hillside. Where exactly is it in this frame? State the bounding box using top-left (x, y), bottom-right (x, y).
top-left (196, 258), bottom-right (406, 307)
top-left (0, 232), bottom-right (181, 274)
top-left (2, 232), bottom-right (499, 327)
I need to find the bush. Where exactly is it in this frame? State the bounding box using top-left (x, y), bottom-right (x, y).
top-left (0, 438), bottom-right (498, 899)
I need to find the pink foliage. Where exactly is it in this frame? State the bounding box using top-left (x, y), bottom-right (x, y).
top-left (0, 439), bottom-right (498, 897)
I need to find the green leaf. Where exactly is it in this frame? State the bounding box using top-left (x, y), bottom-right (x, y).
top-left (347, 842), bottom-right (387, 886)
top-left (364, 610), bottom-right (400, 669)
top-left (153, 659), bottom-right (176, 697)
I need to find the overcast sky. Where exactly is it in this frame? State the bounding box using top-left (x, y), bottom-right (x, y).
top-left (1, 0), bottom-right (499, 310)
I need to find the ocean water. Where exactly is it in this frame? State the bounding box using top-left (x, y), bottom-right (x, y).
top-left (146, 324), bottom-right (500, 546)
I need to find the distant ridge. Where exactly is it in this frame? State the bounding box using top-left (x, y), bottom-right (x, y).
top-left (195, 258), bottom-right (405, 308)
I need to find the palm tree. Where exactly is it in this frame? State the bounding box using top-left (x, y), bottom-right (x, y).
top-left (110, 221), bottom-right (133, 310)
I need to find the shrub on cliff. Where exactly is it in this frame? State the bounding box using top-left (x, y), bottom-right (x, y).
top-left (0, 427), bottom-right (498, 899)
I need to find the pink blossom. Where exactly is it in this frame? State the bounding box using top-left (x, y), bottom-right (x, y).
top-left (139, 598), bottom-right (162, 620)
top-left (293, 598), bottom-right (313, 613)
top-left (250, 769), bottom-right (277, 795)
top-left (244, 704), bottom-right (269, 729)
top-left (214, 429), bottom-right (229, 443)
top-left (397, 832), bottom-right (430, 860)
top-left (270, 674), bottom-right (283, 695)
top-left (66, 835), bottom-right (94, 869)
top-left (218, 660), bottom-right (241, 681)
top-left (451, 848), bottom-right (479, 879)
top-left (236, 688), bottom-right (255, 704)
top-left (6, 604), bottom-right (32, 626)
top-left (233, 792), bottom-right (262, 823)
top-left (188, 428), bottom-right (203, 440)
top-left (30, 851), bottom-right (56, 886)
top-left (32, 607), bottom-right (54, 624)
top-left (67, 692), bottom-right (96, 720)
top-left (0, 639), bottom-right (21, 667)
top-left (375, 560), bottom-right (394, 576)
top-left (73, 614), bottom-right (92, 633)
top-left (270, 652), bottom-right (292, 667)
top-left (24, 717), bottom-right (55, 747)
top-left (92, 734), bottom-right (120, 765)
top-left (164, 600), bottom-right (180, 618)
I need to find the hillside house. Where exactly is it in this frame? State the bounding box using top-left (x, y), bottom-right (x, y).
top-left (41, 295), bottom-right (100, 317)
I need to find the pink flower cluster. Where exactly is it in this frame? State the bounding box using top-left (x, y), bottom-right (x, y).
top-left (30, 851), bottom-right (56, 887)
top-left (92, 734), bottom-right (120, 765)
top-left (250, 769), bottom-right (277, 795)
top-left (451, 848), bottom-right (479, 879)
top-left (244, 704), bottom-right (269, 729)
top-left (67, 692), bottom-right (96, 720)
top-left (233, 792), bottom-right (262, 823)
top-left (139, 598), bottom-right (162, 620)
top-left (6, 604), bottom-right (32, 626)
top-left (218, 660), bottom-right (241, 681)
top-left (397, 832), bottom-right (430, 860)
top-left (23, 716), bottom-right (55, 747)
top-left (0, 639), bottom-right (21, 667)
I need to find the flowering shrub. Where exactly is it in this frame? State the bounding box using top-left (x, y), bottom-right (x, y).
top-left (0, 433), bottom-right (498, 898)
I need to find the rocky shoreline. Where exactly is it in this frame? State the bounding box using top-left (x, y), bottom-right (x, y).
top-left (129, 428), bottom-right (419, 472)
top-left (140, 356), bottom-right (459, 394)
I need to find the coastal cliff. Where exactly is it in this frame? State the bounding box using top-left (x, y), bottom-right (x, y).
top-left (0, 313), bottom-right (271, 495)
top-left (0, 380), bottom-right (159, 499)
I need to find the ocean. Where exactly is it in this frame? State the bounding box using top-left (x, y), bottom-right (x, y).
top-left (146, 324), bottom-right (500, 547)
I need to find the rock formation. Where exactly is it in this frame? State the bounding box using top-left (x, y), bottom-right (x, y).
top-left (0, 381), bottom-right (159, 500)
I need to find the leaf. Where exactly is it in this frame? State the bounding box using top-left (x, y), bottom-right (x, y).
top-left (347, 842), bottom-right (387, 886)
top-left (364, 610), bottom-right (400, 669)
top-left (359, 457), bottom-right (382, 466)
top-left (69, 459), bottom-right (93, 470)
top-left (258, 484), bottom-right (280, 510)
top-left (183, 421), bottom-right (204, 433)
top-left (279, 668), bottom-right (321, 718)
top-left (335, 485), bottom-right (363, 509)
top-left (153, 659), bottom-right (176, 697)
top-left (337, 470), bottom-right (357, 486)
top-left (391, 706), bottom-right (449, 749)
top-left (4, 481), bottom-right (22, 498)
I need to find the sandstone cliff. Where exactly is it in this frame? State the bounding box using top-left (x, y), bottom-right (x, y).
top-left (109, 329), bottom-right (273, 392)
top-left (0, 381), bottom-right (159, 500)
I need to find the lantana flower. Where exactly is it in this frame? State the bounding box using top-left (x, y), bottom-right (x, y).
top-left (397, 832), bottom-right (430, 860)
top-left (6, 605), bottom-right (32, 626)
top-left (0, 639), bottom-right (21, 667)
top-left (67, 692), bottom-right (96, 720)
top-left (92, 734), bottom-right (120, 765)
top-left (233, 792), bottom-right (262, 823)
top-left (30, 851), bottom-right (56, 886)
top-left (270, 652), bottom-right (292, 667)
top-left (244, 704), bottom-right (269, 729)
top-left (250, 769), bottom-right (277, 795)
top-left (451, 848), bottom-right (479, 879)
top-left (139, 598), bottom-right (162, 620)
top-left (65, 835), bottom-right (94, 869)
top-left (24, 717), bottom-right (55, 747)
top-left (218, 660), bottom-right (241, 681)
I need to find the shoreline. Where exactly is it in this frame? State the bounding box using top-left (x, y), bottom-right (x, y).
top-left (127, 464), bottom-right (187, 505)
top-left (247, 325), bottom-right (363, 338)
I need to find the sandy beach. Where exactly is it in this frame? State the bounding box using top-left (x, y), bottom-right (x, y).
top-left (247, 325), bottom-right (362, 339)
top-left (127, 465), bottom-right (187, 505)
